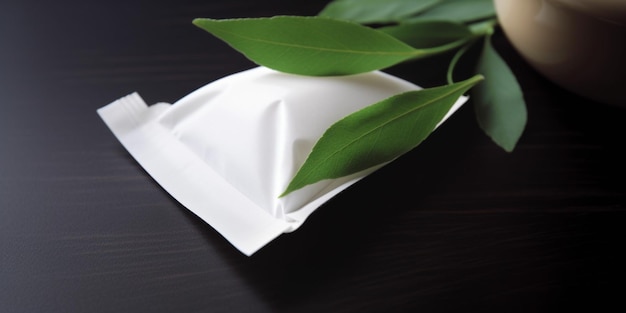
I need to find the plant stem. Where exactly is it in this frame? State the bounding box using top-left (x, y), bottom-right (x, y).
top-left (469, 18), bottom-right (498, 37)
top-left (446, 18), bottom-right (499, 84)
top-left (446, 41), bottom-right (475, 84)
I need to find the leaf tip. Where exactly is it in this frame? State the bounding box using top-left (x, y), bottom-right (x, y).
top-left (502, 143), bottom-right (516, 153)
top-left (277, 188), bottom-right (292, 199)
top-left (192, 18), bottom-right (212, 28)
top-left (473, 74), bottom-right (486, 83)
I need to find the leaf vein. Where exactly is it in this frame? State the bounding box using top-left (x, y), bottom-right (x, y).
top-left (212, 27), bottom-right (419, 57)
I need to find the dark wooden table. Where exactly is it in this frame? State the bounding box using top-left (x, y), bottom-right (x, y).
top-left (2, 0), bottom-right (625, 312)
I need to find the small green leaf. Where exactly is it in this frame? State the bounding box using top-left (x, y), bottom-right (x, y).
top-left (319, 0), bottom-right (441, 24)
top-left (379, 20), bottom-right (473, 49)
top-left (193, 16), bottom-right (421, 76)
top-left (473, 35), bottom-right (527, 152)
top-left (404, 0), bottom-right (496, 23)
top-left (280, 74), bottom-right (483, 197)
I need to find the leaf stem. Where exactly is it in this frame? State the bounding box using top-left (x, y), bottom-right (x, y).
top-left (413, 37), bottom-right (469, 56)
top-left (413, 18), bottom-right (500, 76)
top-left (469, 18), bottom-right (498, 37)
top-left (446, 40), bottom-right (477, 84)
top-left (446, 18), bottom-right (499, 84)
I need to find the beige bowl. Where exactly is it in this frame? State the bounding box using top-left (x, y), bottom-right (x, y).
top-left (494, 0), bottom-right (626, 106)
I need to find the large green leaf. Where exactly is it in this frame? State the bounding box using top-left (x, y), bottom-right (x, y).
top-left (193, 16), bottom-right (423, 76)
top-left (280, 74), bottom-right (483, 197)
top-left (379, 20), bottom-right (473, 49)
top-left (319, 0), bottom-right (441, 24)
top-left (473, 36), bottom-right (527, 152)
top-left (404, 0), bottom-right (496, 23)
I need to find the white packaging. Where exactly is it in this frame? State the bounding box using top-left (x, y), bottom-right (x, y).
top-left (98, 66), bottom-right (467, 256)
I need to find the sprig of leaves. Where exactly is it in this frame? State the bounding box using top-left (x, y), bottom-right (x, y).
top-left (193, 0), bottom-right (527, 196)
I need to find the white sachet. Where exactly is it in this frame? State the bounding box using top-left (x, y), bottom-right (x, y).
top-left (98, 66), bottom-right (467, 256)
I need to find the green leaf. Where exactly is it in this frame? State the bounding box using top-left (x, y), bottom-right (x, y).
top-left (319, 0), bottom-right (441, 24)
top-left (193, 16), bottom-right (423, 76)
top-left (280, 74), bottom-right (483, 197)
top-left (473, 35), bottom-right (527, 152)
top-left (404, 0), bottom-right (496, 23)
top-left (379, 20), bottom-right (473, 49)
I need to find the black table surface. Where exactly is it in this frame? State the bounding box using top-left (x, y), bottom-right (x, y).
top-left (2, 1), bottom-right (625, 312)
